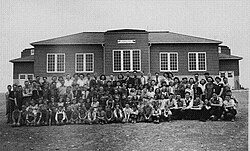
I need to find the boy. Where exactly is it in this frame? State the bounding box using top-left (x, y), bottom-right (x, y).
top-left (190, 96), bottom-right (203, 120)
top-left (105, 106), bottom-right (113, 124)
top-left (173, 94), bottom-right (186, 120)
top-left (143, 102), bottom-right (153, 122)
top-left (223, 95), bottom-right (237, 121)
top-left (182, 92), bottom-right (194, 120)
top-left (39, 100), bottom-right (50, 125)
top-left (209, 92), bottom-right (223, 121)
top-left (55, 105), bottom-right (66, 125)
top-left (96, 107), bottom-right (107, 124)
top-left (78, 103), bottom-right (87, 124)
top-left (152, 104), bottom-right (161, 124)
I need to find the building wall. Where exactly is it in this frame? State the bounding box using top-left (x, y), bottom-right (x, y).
top-left (150, 43), bottom-right (219, 75)
top-left (34, 45), bottom-right (104, 77)
top-left (219, 60), bottom-right (239, 76)
top-left (104, 31), bottom-right (149, 75)
top-left (13, 62), bottom-right (34, 79)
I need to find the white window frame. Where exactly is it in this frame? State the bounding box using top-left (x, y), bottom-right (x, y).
top-left (75, 53), bottom-right (94, 73)
top-left (113, 49), bottom-right (141, 72)
top-left (159, 52), bottom-right (178, 72)
top-left (19, 74), bottom-right (34, 80)
top-left (188, 52), bottom-right (207, 71)
top-left (47, 53), bottom-right (65, 73)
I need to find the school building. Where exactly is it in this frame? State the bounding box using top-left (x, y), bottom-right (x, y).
top-left (10, 29), bottom-right (242, 89)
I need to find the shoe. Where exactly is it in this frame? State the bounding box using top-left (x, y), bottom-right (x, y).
top-left (231, 119), bottom-right (235, 122)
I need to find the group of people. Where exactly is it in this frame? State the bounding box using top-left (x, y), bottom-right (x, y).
top-left (5, 71), bottom-right (238, 127)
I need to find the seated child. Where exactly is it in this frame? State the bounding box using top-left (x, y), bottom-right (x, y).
top-left (91, 97), bottom-right (99, 112)
top-left (105, 106), bottom-right (113, 123)
top-left (113, 104), bottom-right (123, 123)
top-left (209, 92), bottom-right (223, 121)
top-left (96, 107), bottom-right (107, 124)
top-left (182, 92), bottom-right (193, 120)
top-left (78, 103), bottom-right (87, 124)
top-left (223, 95), bottom-right (237, 121)
top-left (152, 104), bottom-right (161, 124)
top-left (123, 104), bottom-right (132, 123)
top-left (70, 99), bottom-right (79, 124)
top-left (48, 97), bottom-right (57, 125)
top-left (143, 102), bottom-right (153, 122)
top-left (26, 107), bottom-right (36, 126)
top-left (87, 107), bottom-right (98, 124)
top-left (190, 96), bottom-right (203, 120)
top-left (130, 105), bottom-right (139, 123)
top-left (173, 94), bottom-right (186, 120)
top-left (26, 100), bottom-right (42, 126)
top-left (39, 100), bottom-right (50, 125)
top-left (199, 99), bottom-right (211, 122)
top-left (55, 105), bottom-right (66, 125)
top-left (12, 106), bottom-right (21, 127)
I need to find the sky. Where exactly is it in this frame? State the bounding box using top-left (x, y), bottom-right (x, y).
top-left (0, 0), bottom-right (249, 92)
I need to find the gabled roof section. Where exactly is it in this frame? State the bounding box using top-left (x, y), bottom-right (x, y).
top-left (219, 53), bottom-right (243, 60)
top-left (31, 32), bottom-right (104, 45)
top-left (9, 55), bottom-right (34, 63)
top-left (148, 31), bottom-right (222, 44)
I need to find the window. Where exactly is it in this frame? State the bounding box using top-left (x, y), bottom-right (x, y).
top-left (75, 53), bottom-right (94, 72)
top-left (19, 74), bottom-right (26, 79)
top-left (47, 53), bottom-right (65, 73)
top-left (30, 49), bottom-right (34, 55)
top-left (220, 72), bottom-right (225, 78)
top-left (188, 52), bottom-right (206, 71)
top-left (113, 49), bottom-right (141, 72)
top-left (160, 52), bottom-right (178, 72)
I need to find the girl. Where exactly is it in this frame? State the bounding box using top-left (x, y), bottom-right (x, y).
top-left (70, 99), bottom-right (79, 124)
top-left (105, 106), bottom-right (113, 123)
top-left (123, 104), bottom-right (132, 123)
top-left (87, 107), bottom-right (98, 124)
top-left (113, 104), bottom-right (123, 123)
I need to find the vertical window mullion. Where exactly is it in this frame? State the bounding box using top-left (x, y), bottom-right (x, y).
top-left (130, 50), bottom-right (133, 71)
top-left (55, 54), bottom-right (57, 72)
top-left (121, 51), bottom-right (123, 71)
top-left (168, 53), bottom-right (170, 71)
top-left (196, 53), bottom-right (199, 71)
top-left (83, 54), bottom-right (86, 72)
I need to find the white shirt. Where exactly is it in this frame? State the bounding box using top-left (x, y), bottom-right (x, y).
top-left (64, 79), bottom-right (73, 87)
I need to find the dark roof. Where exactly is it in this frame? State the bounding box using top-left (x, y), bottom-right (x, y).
top-left (148, 31), bottom-right (222, 44)
top-left (9, 55), bottom-right (34, 63)
top-left (219, 53), bottom-right (242, 60)
top-left (30, 30), bottom-right (222, 45)
top-left (31, 32), bottom-right (104, 45)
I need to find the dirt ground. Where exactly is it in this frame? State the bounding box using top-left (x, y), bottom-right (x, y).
top-left (0, 91), bottom-right (248, 151)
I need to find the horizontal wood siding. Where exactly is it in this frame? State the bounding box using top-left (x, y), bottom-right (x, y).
top-left (104, 32), bottom-right (149, 75)
top-left (150, 44), bottom-right (219, 75)
top-left (219, 60), bottom-right (239, 76)
top-left (13, 62), bottom-right (34, 79)
top-left (34, 45), bottom-right (103, 77)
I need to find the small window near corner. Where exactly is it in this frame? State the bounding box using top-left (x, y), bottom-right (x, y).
top-left (31, 49), bottom-right (34, 55)
top-left (218, 47), bottom-right (221, 53)
top-left (220, 72), bottom-right (225, 78)
top-left (19, 75), bottom-right (26, 79)
top-left (228, 72), bottom-right (233, 78)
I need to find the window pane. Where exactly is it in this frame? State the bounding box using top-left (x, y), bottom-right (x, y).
top-left (114, 51), bottom-right (121, 71)
top-left (19, 75), bottom-right (26, 79)
top-left (198, 53), bottom-right (206, 70)
top-left (189, 53), bottom-right (196, 70)
top-left (160, 53), bottom-right (168, 71)
top-left (170, 53), bottom-right (177, 71)
top-left (57, 54), bottom-right (65, 72)
top-left (123, 50), bottom-right (131, 71)
top-left (85, 54), bottom-right (93, 71)
top-left (27, 75), bottom-right (33, 80)
top-left (48, 54), bottom-right (55, 72)
top-left (76, 54), bottom-right (84, 72)
top-left (132, 50), bottom-right (140, 71)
